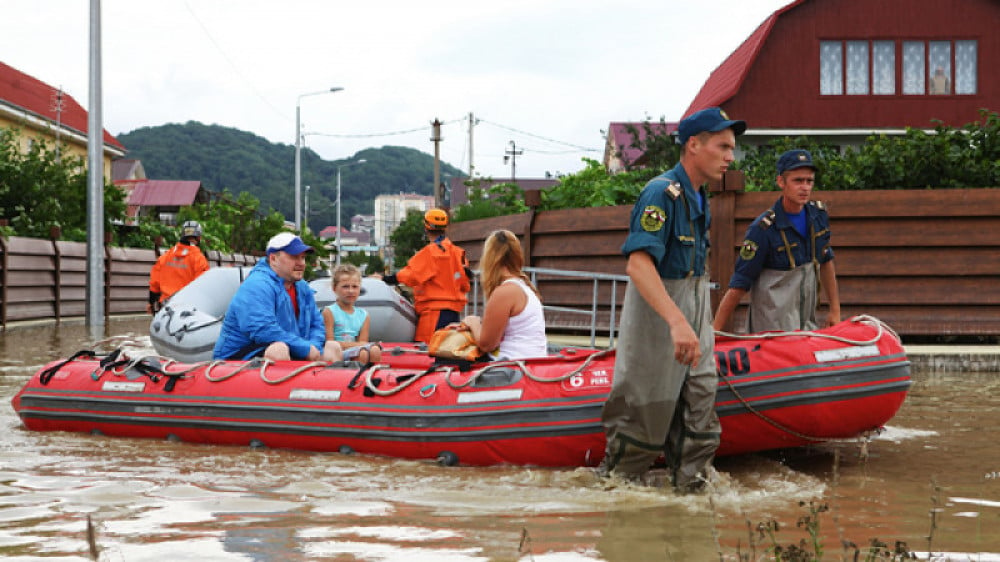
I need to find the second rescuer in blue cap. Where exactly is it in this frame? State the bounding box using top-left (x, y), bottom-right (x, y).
top-left (776, 149), bottom-right (817, 175)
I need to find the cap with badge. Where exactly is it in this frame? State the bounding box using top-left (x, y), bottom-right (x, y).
top-left (676, 106), bottom-right (747, 145)
top-left (266, 232), bottom-right (314, 256)
top-left (776, 149), bottom-right (817, 175)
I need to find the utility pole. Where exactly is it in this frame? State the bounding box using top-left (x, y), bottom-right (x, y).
top-left (431, 118), bottom-right (443, 208)
top-left (467, 111), bottom-right (476, 178)
top-left (51, 88), bottom-right (64, 163)
top-left (86, 0), bottom-right (104, 329)
top-left (504, 140), bottom-right (522, 183)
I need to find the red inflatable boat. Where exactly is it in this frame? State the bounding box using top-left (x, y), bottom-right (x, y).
top-left (11, 316), bottom-right (910, 467)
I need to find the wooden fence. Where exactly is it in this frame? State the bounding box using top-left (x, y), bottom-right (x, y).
top-left (0, 236), bottom-right (256, 327)
top-left (450, 184), bottom-right (1000, 338)
top-left (2, 183), bottom-right (998, 338)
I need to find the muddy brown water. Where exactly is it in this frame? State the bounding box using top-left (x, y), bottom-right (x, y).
top-left (1, 317), bottom-right (998, 561)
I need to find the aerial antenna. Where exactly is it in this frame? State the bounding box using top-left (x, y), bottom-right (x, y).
top-left (51, 87), bottom-right (65, 162)
top-left (503, 140), bottom-right (523, 183)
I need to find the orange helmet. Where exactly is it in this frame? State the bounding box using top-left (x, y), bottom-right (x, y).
top-left (423, 209), bottom-right (449, 230)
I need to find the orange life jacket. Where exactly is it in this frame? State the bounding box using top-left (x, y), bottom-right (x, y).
top-left (396, 236), bottom-right (470, 313)
top-left (149, 243), bottom-right (210, 302)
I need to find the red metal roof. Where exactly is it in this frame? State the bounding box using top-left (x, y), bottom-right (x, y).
top-left (126, 180), bottom-right (202, 206)
top-left (683, 1), bottom-right (804, 117)
top-left (0, 60), bottom-right (124, 150)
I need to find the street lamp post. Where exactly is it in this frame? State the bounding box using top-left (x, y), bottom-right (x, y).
top-left (295, 87), bottom-right (343, 230)
top-left (303, 185), bottom-right (310, 234)
top-left (336, 159), bottom-right (366, 267)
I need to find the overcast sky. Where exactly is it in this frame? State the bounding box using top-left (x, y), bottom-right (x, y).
top-left (3, 0), bottom-right (790, 180)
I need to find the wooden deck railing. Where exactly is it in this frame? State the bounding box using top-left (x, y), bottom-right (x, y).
top-left (0, 235), bottom-right (256, 327)
top-left (3, 182), bottom-right (998, 337)
top-left (449, 182), bottom-right (1000, 338)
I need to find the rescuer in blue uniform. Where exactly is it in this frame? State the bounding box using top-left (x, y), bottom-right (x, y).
top-left (600, 107), bottom-right (746, 492)
top-left (713, 149), bottom-right (841, 333)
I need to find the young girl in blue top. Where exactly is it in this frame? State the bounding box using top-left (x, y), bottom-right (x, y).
top-left (322, 264), bottom-right (383, 364)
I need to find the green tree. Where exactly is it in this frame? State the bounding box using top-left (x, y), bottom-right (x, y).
top-left (388, 209), bottom-right (428, 269)
top-left (452, 178), bottom-right (529, 222)
top-left (344, 252), bottom-right (385, 275)
top-left (540, 158), bottom-right (657, 209)
top-left (0, 127), bottom-right (127, 240)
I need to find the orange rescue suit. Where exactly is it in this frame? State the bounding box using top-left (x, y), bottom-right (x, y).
top-left (396, 236), bottom-right (471, 343)
top-left (149, 242), bottom-right (210, 303)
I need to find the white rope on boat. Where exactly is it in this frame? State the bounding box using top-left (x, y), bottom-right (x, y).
top-left (259, 360), bottom-right (328, 384)
top-left (361, 348), bottom-right (617, 397)
top-left (106, 354), bottom-right (209, 378)
top-left (714, 314), bottom-right (900, 346)
top-left (362, 364), bottom-right (444, 396)
top-left (204, 358), bottom-right (270, 382)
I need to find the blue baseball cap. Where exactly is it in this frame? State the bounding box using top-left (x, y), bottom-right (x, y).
top-left (266, 232), bottom-right (314, 255)
top-left (676, 107), bottom-right (746, 145)
top-left (776, 149), bottom-right (817, 175)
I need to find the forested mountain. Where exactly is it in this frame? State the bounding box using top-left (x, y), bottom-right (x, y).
top-left (116, 121), bottom-right (465, 229)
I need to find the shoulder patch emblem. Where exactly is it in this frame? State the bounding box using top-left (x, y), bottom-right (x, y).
top-left (812, 200), bottom-right (827, 211)
top-left (640, 205), bottom-right (667, 232)
top-left (739, 239), bottom-right (758, 260)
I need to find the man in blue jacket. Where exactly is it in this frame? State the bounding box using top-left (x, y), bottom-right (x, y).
top-left (214, 232), bottom-right (342, 362)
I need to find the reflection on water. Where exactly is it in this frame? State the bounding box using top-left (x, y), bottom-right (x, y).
top-left (1, 317), bottom-right (999, 561)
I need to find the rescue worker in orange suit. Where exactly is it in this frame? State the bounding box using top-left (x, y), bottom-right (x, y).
top-left (147, 221), bottom-right (210, 314)
top-left (380, 209), bottom-right (472, 344)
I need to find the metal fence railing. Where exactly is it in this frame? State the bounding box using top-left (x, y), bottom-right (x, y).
top-left (466, 266), bottom-right (629, 349)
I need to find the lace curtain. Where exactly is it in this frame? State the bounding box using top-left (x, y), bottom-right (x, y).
top-left (871, 41), bottom-right (895, 94)
top-left (903, 41), bottom-right (925, 95)
top-left (822, 39), bottom-right (975, 97)
top-left (956, 40), bottom-right (977, 94)
top-left (846, 41), bottom-right (869, 94)
top-left (820, 41), bottom-right (842, 95)
top-left (928, 41), bottom-right (952, 95)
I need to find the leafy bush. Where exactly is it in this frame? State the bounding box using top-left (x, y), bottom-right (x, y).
top-left (0, 127), bottom-right (127, 240)
top-left (452, 109), bottom-right (1000, 221)
top-left (736, 109), bottom-right (1000, 191)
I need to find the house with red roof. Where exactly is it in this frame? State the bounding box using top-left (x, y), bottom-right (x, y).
top-left (118, 179), bottom-right (209, 226)
top-left (684, 0), bottom-right (998, 148)
top-left (606, 0), bottom-right (998, 166)
top-left (0, 60), bottom-right (125, 174)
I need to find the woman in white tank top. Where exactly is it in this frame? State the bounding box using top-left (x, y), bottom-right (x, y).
top-left (459, 230), bottom-right (547, 359)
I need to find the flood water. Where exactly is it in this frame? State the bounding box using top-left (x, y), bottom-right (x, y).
top-left (1, 317), bottom-right (998, 561)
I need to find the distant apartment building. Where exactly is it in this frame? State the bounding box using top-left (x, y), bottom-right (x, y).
top-left (373, 193), bottom-right (434, 247)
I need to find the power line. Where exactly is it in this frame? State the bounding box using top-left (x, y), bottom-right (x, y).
top-left (183, 1), bottom-right (287, 122)
top-left (477, 118), bottom-right (600, 152)
top-left (307, 117), bottom-right (465, 139)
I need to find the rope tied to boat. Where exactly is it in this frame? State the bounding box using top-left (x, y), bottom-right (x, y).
top-left (717, 315), bottom-right (896, 449)
top-left (361, 364), bottom-right (441, 397)
top-left (204, 357), bottom-right (370, 385)
top-left (360, 348), bottom-right (617, 397)
top-left (205, 358), bottom-right (265, 381)
top-left (721, 373), bottom-right (884, 453)
top-left (714, 314), bottom-right (900, 346)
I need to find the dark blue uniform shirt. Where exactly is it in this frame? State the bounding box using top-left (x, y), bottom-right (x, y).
top-left (729, 197), bottom-right (834, 290)
top-left (621, 163), bottom-right (711, 279)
